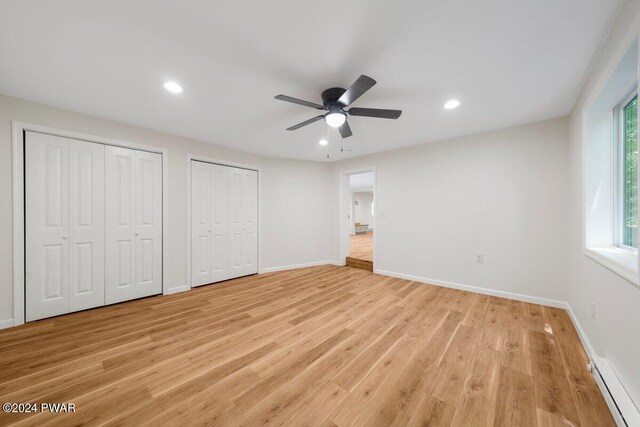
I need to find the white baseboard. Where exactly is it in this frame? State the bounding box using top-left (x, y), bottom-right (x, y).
top-left (565, 305), bottom-right (640, 426)
top-left (375, 269), bottom-right (566, 308)
top-left (564, 304), bottom-right (597, 360)
top-left (259, 260), bottom-right (341, 274)
top-left (165, 285), bottom-right (190, 295)
top-left (0, 318), bottom-right (15, 330)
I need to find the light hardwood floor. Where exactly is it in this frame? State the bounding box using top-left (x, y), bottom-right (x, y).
top-left (0, 266), bottom-right (613, 426)
top-left (349, 231), bottom-right (373, 262)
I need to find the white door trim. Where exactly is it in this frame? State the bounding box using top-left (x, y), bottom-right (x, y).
top-left (338, 166), bottom-right (377, 268)
top-left (12, 121), bottom-right (169, 326)
top-left (185, 154), bottom-right (260, 290)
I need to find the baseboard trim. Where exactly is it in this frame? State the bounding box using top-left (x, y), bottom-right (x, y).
top-left (0, 318), bottom-right (15, 330)
top-left (375, 269), bottom-right (567, 308)
top-left (165, 285), bottom-right (190, 295)
top-left (565, 305), bottom-right (640, 426)
top-left (259, 260), bottom-right (341, 274)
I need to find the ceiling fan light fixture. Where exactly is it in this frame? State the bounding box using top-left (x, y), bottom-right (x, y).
top-left (325, 112), bottom-right (346, 128)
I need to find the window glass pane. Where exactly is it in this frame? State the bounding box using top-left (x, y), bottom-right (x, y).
top-left (623, 95), bottom-right (638, 248)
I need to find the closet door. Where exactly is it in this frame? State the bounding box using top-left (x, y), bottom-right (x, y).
top-left (228, 167), bottom-right (245, 279)
top-left (25, 132), bottom-right (69, 321)
top-left (105, 147), bottom-right (162, 303)
top-left (191, 161), bottom-right (214, 286)
top-left (68, 139), bottom-right (105, 312)
top-left (105, 146), bottom-right (137, 304)
top-left (242, 170), bottom-right (258, 275)
top-left (134, 151), bottom-right (162, 298)
top-left (210, 164), bottom-right (229, 283)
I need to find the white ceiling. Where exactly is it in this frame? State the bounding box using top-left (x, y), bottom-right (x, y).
top-left (0, 0), bottom-right (622, 161)
top-left (350, 172), bottom-right (375, 193)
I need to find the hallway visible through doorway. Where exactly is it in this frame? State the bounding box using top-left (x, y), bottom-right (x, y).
top-left (350, 231), bottom-right (373, 262)
top-left (346, 172), bottom-right (374, 271)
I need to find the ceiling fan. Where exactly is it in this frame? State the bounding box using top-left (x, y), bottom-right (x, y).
top-left (274, 75), bottom-right (402, 138)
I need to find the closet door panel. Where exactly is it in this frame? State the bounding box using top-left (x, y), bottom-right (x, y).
top-left (25, 132), bottom-right (69, 321)
top-left (134, 151), bottom-right (162, 298)
top-left (228, 167), bottom-right (244, 279)
top-left (68, 140), bottom-right (105, 312)
top-left (211, 164), bottom-right (229, 283)
top-left (191, 161), bottom-right (213, 286)
top-left (242, 170), bottom-right (258, 275)
top-left (105, 146), bottom-right (136, 304)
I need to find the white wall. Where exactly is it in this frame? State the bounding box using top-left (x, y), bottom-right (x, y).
top-left (352, 192), bottom-right (374, 229)
top-left (567, 0), bottom-right (640, 409)
top-left (331, 117), bottom-right (570, 304)
top-left (0, 94), bottom-right (333, 325)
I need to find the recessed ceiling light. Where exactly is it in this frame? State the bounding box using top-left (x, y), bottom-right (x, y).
top-left (318, 139), bottom-right (328, 146)
top-left (444, 99), bottom-right (460, 109)
top-left (163, 81), bottom-right (184, 94)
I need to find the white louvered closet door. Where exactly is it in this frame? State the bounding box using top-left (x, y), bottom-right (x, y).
top-left (25, 132), bottom-right (106, 321)
top-left (105, 146), bottom-right (162, 304)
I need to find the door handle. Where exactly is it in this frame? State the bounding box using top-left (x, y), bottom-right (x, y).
top-left (135, 233), bottom-right (140, 236)
top-left (62, 236), bottom-right (68, 240)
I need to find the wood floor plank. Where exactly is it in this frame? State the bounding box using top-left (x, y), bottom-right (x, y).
top-left (529, 330), bottom-right (582, 426)
top-left (494, 366), bottom-right (537, 427)
top-left (0, 265), bottom-right (614, 426)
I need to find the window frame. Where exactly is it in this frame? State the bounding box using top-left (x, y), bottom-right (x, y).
top-left (613, 86), bottom-right (638, 252)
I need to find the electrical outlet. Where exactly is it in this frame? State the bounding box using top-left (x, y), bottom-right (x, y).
top-left (590, 302), bottom-right (596, 320)
top-left (475, 254), bottom-right (484, 263)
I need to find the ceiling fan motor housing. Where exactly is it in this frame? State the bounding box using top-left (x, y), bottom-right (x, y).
top-left (322, 87), bottom-right (347, 107)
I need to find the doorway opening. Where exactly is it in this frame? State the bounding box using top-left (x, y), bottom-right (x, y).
top-left (339, 168), bottom-right (375, 271)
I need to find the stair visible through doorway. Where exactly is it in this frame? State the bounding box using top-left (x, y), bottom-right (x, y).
top-left (346, 256), bottom-right (373, 271)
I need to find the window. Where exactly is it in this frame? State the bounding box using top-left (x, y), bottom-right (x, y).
top-left (584, 42), bottom-right (638, 284)
top-left (616, 91), bottom-right (638, 249)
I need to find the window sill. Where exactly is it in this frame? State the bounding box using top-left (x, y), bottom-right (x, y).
top-left (584, 247), bottom-right (638, 285)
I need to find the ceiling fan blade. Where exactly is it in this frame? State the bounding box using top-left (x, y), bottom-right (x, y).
top-left (275, 95), bottom-right (324, 109)
top-left (337, 75), bottom-right (377, 106)
top-left (348, 107), bottom-right (402, 119)
top-left (339, 121), bottom-right (353, 138)
top-left (286, 115), bottom-right (325, 131)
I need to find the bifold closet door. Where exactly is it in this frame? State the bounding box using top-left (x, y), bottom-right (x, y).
top-left (242, 169), bottom-right (258, 276)
top-left (191, 161), bottom-right (228, 286)
top-left (105, 146), bottom-right (162, 304)
top-left (228, 167), bottom-right (258, 279)
top-left (26, 132), bottom-right (105, 321)
top-left (228, 167), bottom-right (245, 279)
top-left (191, 163), bottom-right (257, 286)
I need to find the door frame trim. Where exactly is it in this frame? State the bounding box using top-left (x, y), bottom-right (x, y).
top-left (12, 121), bottom-right (169, 326)
top-left (186, 154), bottom-right (260, 290)
top-left (338, 166), bottom-right (377, 268)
